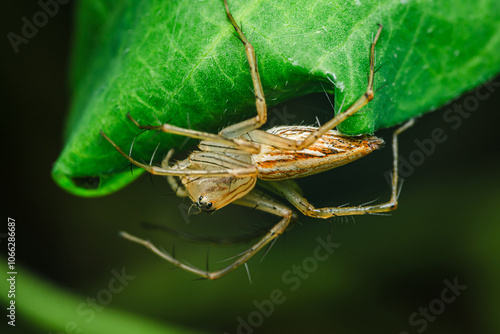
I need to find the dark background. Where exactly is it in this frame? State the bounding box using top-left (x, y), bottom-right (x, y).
top-left (2, 1), bottom-right (500, 334)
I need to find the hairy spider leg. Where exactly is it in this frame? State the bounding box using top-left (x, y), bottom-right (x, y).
top-left (125, 113), bottom-right (260, 154)
top-left (120, 190), bottom-right (295, 280)
top-left (219, 0), bottom-right (268, 138)
top-left (266, 119), bottom-right (415, 217)
top-left (243, 24), bottom-right (384, 151)
top-left (100, 130), bottom-right (258, 178)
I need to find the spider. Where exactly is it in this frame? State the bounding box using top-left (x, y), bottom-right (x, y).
top-left (100, 0), bottom-right (414, 280)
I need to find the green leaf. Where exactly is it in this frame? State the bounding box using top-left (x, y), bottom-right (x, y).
top-left (52, 0), bottom-right (500, 197)
top-left (0, 257), bottom-right (203, 334)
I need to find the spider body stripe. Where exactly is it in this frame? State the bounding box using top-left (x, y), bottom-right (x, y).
top-left (253, 126), bottom-right (384, 181)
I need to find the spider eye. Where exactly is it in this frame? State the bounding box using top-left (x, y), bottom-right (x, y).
top-left (198, 196), bottom-right (203, 203)
top-left (206, 202), bottom-right (213, 209)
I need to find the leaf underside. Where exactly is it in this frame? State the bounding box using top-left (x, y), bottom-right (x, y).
top-left (52, 0), bottom-right (500, 196)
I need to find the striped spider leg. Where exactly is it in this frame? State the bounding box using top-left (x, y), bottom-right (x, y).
top-left (121, 190), bottom-right (297, 279)
top-left (220, 0), bottom-right (384, 150)
top-left (260, 119), bottom-right (415, 219)
top-left (100, 0), bottom-right (412, 279)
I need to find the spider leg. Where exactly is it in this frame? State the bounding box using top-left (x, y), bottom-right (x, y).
top-left (267, 119), bottom-right (415, 217)
top-left (157, 149), bottom-right (190, 197)
top-left (119, 190), bottom-right (294, 280)
top-left (125, 113), bottom-right (260, 154)
top-left (243, 24), bottom-right (384, 151)
top-left (219, 0), bottom-right (267, 138)
top-left (100, 130), bottom-right (258, 178)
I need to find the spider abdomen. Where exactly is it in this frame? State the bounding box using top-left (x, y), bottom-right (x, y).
top-left (253, 126), bottom-right (384, 180)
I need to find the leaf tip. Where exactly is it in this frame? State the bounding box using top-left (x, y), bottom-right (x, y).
top-left (51, 163), bottom-right (144, 197)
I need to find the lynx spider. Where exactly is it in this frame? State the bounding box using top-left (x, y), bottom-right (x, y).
top-left (101, 0), bottom-right (414, 280)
